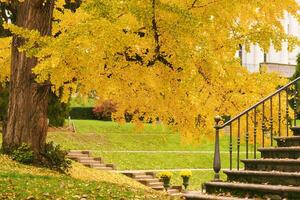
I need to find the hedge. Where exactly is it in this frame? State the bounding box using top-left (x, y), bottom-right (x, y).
top-left (69, 107), bottom-right (96, 120)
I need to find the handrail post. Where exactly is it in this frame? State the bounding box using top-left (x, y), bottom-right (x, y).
top-left (213, 116), bottom-right (222, 181)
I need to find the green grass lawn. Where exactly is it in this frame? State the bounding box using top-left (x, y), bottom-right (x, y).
top-left (0, 119), bottom-right (260, 190)
top-left (45, 120), bottom-right (260, 189)
top-left (0, 155), bottom-right (168, 199)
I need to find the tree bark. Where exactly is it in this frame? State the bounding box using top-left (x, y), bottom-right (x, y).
top-left (2, 0), bottom-right (54, 157)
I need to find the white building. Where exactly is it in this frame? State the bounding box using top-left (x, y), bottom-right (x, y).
top-left (240, 9), bottom-right (300, 77)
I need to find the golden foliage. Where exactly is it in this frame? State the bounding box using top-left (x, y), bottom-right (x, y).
top-left (0, 37), bottom-right (11, 82)
top-left (1, 0), bottom-right (300, 140)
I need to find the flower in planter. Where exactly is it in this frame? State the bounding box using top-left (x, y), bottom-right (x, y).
top-left (157, 171), bottom-right (173, 190)
top-left (180, 170), bottom-right (192, 190)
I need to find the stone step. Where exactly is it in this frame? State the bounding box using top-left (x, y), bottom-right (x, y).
top-left (167, 189), bottom-right (180, 194)
top-left (68, 150), bottom-right (91, 155)
top-left (66, 153), bottom-right (90, 159)
top-left (136, 178), bottom-right (159, 183)
top-left (122, 172), bottom-right (146, 178)
top-left (275, 136), bottom-right (300, 147)
top-left (171, 185), bottom-right (182, 191)
top-left (81, 162), bottom-right (104, 168)
top-left (105, 163), bottom-right (116, 170)
top-left (224, 170), bottom-right (300, 186)
top-left (242, 159), bottom-right (300, 172)
top-left (93, 166), bottom-right (114, 171)
top-left (147, 182), bottom-right (163, 187)
top-left (291, 126), bottom-right (300, 136)
top-left (76, 157), bottom-right (97, 162)
top-left (184, 192), bottom-right (254, 200)
top-left (204, 181), bottom-right (300, 199)
top-left (134, 175), bottom-right (153, 179)
top-left (80, 160), bottom-right (101, 165)
top-left (151, 186), bottom-right (164, 191)
top-left (169, 192), bottom-right (181, 197)
top-left (145, 171), bottom-right (156, 176)
top-left (89, 163), bottom-right (107, 168)
top-left (258, 147), bottom-right (300, 159)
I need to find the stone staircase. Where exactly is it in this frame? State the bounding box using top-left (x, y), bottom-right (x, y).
top-left (68, 151), bottom-right (182, 197)
top-left (122, 171), bottom-right (182, 197)
top-left (67, 150), bottom-right (116, 171)
top-left (185, 127), bottom-right (300, 200)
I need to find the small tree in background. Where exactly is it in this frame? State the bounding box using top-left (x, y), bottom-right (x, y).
top-left (291, 54), bottom-right (300, 81)
top-left (291, 54), bottom-right (300, 115)
top-left (47, 92), bottom-right (71, 127)
top-left (93, 100), bottom-right (117, 121)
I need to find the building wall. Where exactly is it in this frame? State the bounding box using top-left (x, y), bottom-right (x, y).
top-left (242, 9), bottom-right (300, 73)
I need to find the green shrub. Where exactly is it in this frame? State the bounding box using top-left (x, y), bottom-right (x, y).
top-left (0, 85), bottom-right (9, 121)
top-left (41, 141), bottom-right (71, 173)
top-left (11, 144), bottom-right (34, 164)
top-left (48, 92), bottom-right (71, 127)
top-left (291, 54), bottom-right (300, 115)
top-left (69, 107), bottom-right (96, 119)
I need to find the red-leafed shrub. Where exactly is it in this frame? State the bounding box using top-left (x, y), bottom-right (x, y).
top-left (93, 100), bottom-right (117, 121)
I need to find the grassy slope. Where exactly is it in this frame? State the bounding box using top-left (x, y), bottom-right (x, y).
top-left (47, 120), bottom-right (255, 169)
top-left (0, 120), bottom-right (258, 190)
top-left (0, 155), bottom-right (169, 199)
top-left (45, 120), bottom-right (256, 189)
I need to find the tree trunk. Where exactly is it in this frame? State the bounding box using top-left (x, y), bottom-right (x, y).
top-left (2, 0), bottom-right (54, 157)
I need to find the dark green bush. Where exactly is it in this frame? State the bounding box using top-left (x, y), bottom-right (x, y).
top-left (41, 141), bottom-right (71, 173)
top-left (0, 85), bottom-right (9, 121)
top-left (47, 92), bottom-right (71, 127)
top-left (291, 54), bottom-right (300, 115)
top-left (70, 107), bottom-right (96, 119)
top-left (11, 144), bottom-right (34, 164)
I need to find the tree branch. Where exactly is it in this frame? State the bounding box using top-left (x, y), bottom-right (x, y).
top-left (188, 0), bottom-right (220, 10)
top-left (152, 0), bottom-right (160, 55)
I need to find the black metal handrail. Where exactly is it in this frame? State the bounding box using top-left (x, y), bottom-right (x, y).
top-left (212, 76), bottom-right (300, 181)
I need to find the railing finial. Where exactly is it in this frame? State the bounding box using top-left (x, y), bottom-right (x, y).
top-left (214, 115), bottom-right (222, 127)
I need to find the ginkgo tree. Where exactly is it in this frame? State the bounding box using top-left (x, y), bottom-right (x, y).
top-left (0, 0), bottom-right (299, 159)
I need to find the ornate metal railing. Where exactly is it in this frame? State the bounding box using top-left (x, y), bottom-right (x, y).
top-left (213, 76), bottom-right (300, 180)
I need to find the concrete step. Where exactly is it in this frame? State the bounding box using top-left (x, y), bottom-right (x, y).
top-left (258, 147), bottom-right (300, 159)
top-left (68, 150), bottom-right (91, 155)
top-left (169, 192), bottom-right (181, 197)
top-left (242, 159), bottom-right (300, 172)
top-left (89, 163), bottom-right (107, 167)
top-left (151, 186), bottom-right (164, 191)
top-left (75, 157), bottom-right (98, 162)
top-left (205, 181), bottom-right (300, 199)
top-left (167, 189), bottom-right (180, 194)
top-left (224, 170), bottom-right (300, 186)
top-left (275, 136), bottom-right (300, 147)
top-left (81, 162), bottom-right (104, 168)
top-left (134, 175), bottom-right (153, 179)
top-left (147, 182), bottom-right (163, 187)
top-left (136, 178), bottom-right (159, 183)
top-left (93, 166), bottom-right (114, 171)
top-left (66, 153), bottom-right (90, 159)
top-left (184, 192), bottom-right (254, 200)
top-left (80, 161), bottom-right (101, 166)
top-left (105, 163), bottom-right (116, 170)
top-left (122, 172), bottom-right (146, 178)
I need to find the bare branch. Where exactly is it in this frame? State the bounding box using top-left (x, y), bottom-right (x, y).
top-left (188, 0), bottom-right (220, 10)
top-left (152, 0), bottom-right (160, 55)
